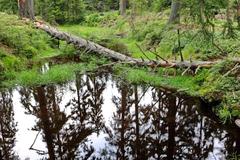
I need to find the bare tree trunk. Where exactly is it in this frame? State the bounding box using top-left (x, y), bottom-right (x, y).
top-left (168, 0), bottom-right (181, 24)
top-left (18, 0), bottom-right (35, 20)
top-left (224, 0), bottom-right (235, 37)
top-left (27, 0), bottom-right (35, 20)
top-left (120, 0), bottom-right (127, 16)
top-left (237, 0), bottom-right (240, 28)
top-left (199, 0), bottom-right (205, 25)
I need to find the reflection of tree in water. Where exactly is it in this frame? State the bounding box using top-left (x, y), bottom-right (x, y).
top-left (19, 73), bottom-right (106, 159)
top-left (0, 91), bottom-right (18, 160)
top-left (105, 84), bottom-right (240, 160)
top-left (105, 83), bottom-right (153, 160)
top-left (105, 83), bottom-right (133, 159)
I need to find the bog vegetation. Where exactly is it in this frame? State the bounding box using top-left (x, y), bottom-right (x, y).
top-left (0, 0), bottom-right (240, 124)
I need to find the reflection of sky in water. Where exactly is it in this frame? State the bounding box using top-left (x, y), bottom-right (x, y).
top-left (7, 75), bottom-right (239, 160)
top-left (13, 89), bottom-right (47, 159)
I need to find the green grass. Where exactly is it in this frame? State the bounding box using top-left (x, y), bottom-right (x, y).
top-left (2, 62), bottom-right (96, 88)
top-left (0, 12), bottom-right (70, 70)
top-left (114, 65), bottom-right (200, 96)
top-left (59, 25), bottom-right (157, 59)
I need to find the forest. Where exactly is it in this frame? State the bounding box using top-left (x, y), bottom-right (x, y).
top-left (0, 0), bottom-right (240, 159)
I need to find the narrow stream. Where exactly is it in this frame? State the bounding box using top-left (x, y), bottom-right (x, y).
top-left (0, 73), bottom-right (239, 159)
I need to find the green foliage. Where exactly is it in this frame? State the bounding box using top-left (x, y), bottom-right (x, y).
top-left (35, 0), bottom-right (85, 24)
top-left (197, 61), bottom-right (240, 120)
top-left (99, 39), bottom-right (130, 55)
top-left (228, 153), bottom-right (240, 160)
top-left (84, 0), bottom-right (119, 11)
top-left (0, 0), bottom-right (17, 14)
top-left (151, 0), bottom-right (171, 12)
top-left (84, 12), bottom-right (120, 27)
top-left (218, 105), bottom-right (232, 123)
top-left (0, 13), bottom-right (60, 59)
top-left (1, 56), bottom-right (23, 71)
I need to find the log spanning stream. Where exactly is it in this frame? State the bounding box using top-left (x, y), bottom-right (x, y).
top-left (35, 22), bottom-right (221, 69)
top-left (0, 72), bottom-right (239, 159)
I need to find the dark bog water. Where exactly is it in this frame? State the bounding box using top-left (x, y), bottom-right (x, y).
top-left (0, 73), bottom-right (239, 160)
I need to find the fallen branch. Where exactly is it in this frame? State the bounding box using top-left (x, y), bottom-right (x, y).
top-left (182, 66), bottom-right (191, 76)
top-left (223, 63), bottom-right (240, 77)
top-left (148, 49), bottom-right (169, 64)
top-left (29, 131), bottom-right (47, 155)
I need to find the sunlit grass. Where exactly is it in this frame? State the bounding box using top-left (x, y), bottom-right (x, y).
top-left (3, 63), bottom-right (96, 88)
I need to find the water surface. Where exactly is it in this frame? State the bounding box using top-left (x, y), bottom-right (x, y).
top-left (0, 73), bottom-right (239, 160)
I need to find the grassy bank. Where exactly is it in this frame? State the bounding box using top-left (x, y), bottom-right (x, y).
top-left (0, 12), bottom-right (78, 72)
top-left (0, 12), bottom-right (240, 124)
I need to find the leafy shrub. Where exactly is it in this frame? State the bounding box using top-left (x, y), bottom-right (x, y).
top-left (84, 13), bottom-right (103, 27)
top-left (108, 41), bottom-right (129, 55)
top-left (218, 105), bottom-right (232, 123)
top-left (0, 13), bottom-right (55, 59)
top-left (99, 39), bottom-right (130, 55)
top-left (22, 46), bottom-right (38, 59)
top-left (84, 11), bottom-right (120, 27)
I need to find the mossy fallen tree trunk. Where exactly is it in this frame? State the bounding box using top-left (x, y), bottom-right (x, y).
top-left (35, 22), bottom-right (240, 69)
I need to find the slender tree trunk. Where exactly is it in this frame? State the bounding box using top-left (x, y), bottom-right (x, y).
top-left (224, 0), bottom-right (235, 37)
top-left (27, 0), bottom-right (35, 20)
top-left (199, 0), bottom-right (205, 25)
top-left (168, 0), bottom-right (181, 24)
top-left (18, 0), bottom-right (35, 20)
top-left (119, 0), bottom-right (127, 16)
top-left (237, 0), bottom-right (240, 28)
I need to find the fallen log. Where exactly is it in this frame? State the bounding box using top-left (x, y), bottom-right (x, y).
top-left (34, 22), bottom-right (239, 69)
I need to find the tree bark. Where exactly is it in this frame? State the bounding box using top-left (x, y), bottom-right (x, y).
top-left (119, 0), bottom-right (127, 16)
top-left (168, 0), bottom-right (181, 24)
top-left (18, 0), bottom-right (35, 20)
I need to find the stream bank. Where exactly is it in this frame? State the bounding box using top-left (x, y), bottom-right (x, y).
top-left (0, 12), bottom-right (240, 126)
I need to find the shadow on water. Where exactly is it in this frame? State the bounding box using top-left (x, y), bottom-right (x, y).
top-left (0, 72), bottom-right (239, 160)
